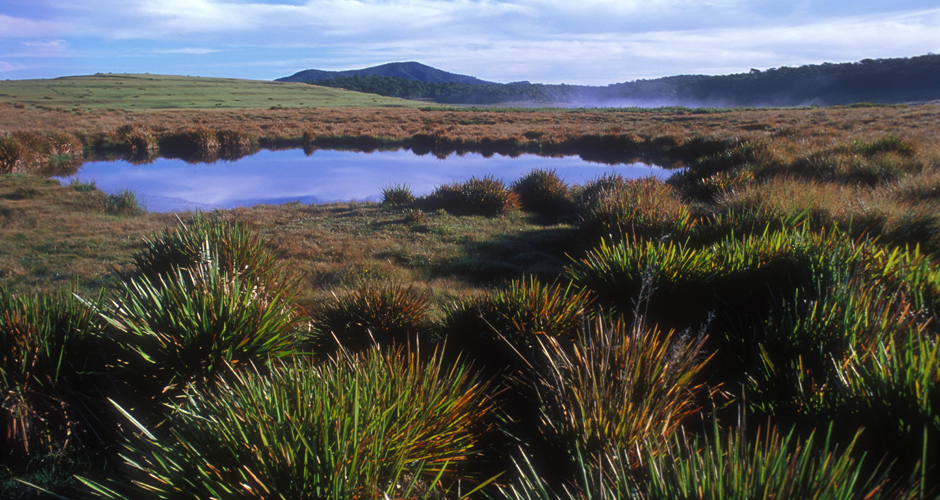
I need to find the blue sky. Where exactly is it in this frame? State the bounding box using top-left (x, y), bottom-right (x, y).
top-left (2, 0), bottom-right (938, 84)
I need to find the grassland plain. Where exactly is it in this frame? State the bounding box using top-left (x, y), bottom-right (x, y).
top-left (0, 73), bottom-right (426, 110)
top-left (1, 75), bottom-right (940, 499)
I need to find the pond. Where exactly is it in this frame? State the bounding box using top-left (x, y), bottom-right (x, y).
top-left (56, 149), bottom-right (674, 213)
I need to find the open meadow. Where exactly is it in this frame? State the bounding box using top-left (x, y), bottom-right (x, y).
top-left (1, 75), bottom-right (939, 499)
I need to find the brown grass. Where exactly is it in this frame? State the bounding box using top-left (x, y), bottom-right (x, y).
top-left (2, 102), bottom-right (940, 300)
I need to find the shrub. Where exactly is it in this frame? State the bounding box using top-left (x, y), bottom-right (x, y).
top-left (307, 282), bottom-right (432, 357)
top-left (511, 168), bottom-right (572, 218)
top-left (0, 286), bottom-right (112, 464)
top-left (79, 350), bottom-right (494, 499)
top-left (381, 183), bottom-right (415, 207)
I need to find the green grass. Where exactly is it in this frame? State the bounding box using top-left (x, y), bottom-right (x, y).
top-left (79, 350), bottom-right (494, 500)
top-left (0, 285), bottom-right (113, 464)
top-left (0, 74), bottom-right (430, 111)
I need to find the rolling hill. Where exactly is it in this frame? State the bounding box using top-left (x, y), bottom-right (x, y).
top-left (277, 62), bottom-right (495, 86)
top-left (282, 54), bottom-right (940, 107)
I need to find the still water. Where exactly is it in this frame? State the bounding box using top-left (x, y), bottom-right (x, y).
top-left (57, 149), bottom-right (672, 213)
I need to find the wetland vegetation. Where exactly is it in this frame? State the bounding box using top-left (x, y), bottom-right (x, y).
top-left (1, 76), bottom-right (939, 498)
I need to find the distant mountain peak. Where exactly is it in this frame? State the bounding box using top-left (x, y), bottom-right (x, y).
top-left (276, 62), bottom-right (497, 85)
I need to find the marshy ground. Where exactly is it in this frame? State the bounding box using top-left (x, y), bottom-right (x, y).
top-left (1, 88), bottom-right (939, 498)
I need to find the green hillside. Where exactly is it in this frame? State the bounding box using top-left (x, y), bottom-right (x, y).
top-left (0, 73), bottom-right (428, 111)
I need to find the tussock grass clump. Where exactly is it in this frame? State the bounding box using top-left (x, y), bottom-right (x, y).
top-left (160, 127), bottom-right (220, 163)
top-left (80, 350), bottom-right (494, 500)
top-left (116, 125), bottom-right (158, 163)
top-left (837, 328), bottom-right (940, 489)
top-left (0, 286), bottom-right (111, 464)
top-left (576, 172), bottom-right (625, 207)
top-left (498, 421), bottom-right (895, 500)
top-left (104, 189), bottom-right (143, 215)
top-left (741, 275), bottom-right (922, 428)
top-left (103, 260), bottom-right (302, 398)
top-left (578, 176), bottom-right (694, 244)
top-left (442, 277), bottom-right (594, 359)
top-left (307, 282), bottom-right (432, 356)
top-left (460, 175), bottom-right (519, 217)
top-left (69, 178), bottom-right (97, 192)
top-left (216, 129), bottom-right (253, 161)
top-left (0, 131), bottom-right (83, 175)
top-left (521, 317), bottom-right (714, 461)
top-left (381, 183), bottom-right (415, 207)
top-left (892, 168), bottom-right (940, 203)
top-left (632, 421), bottom-right (894, 500)
top-left (421, 176), bottom-right (519, 216)
top-left (566, 227), bottom-right (854, 328)
top-left (511, 168), bottom-right (572, 218)
top-left (851, 134), bottom-right (917, 158)
top-left (0, 135), bottom-right (27, 174)
top-left (129, 212), bottom-right (284, 290)
top-left (422, 182), bottom-right (464, 213)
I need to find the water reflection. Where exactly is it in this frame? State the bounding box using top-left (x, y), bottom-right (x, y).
top-left (56, 149), bottom-right (673, 213)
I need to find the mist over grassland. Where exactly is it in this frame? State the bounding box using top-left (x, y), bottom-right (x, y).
top-left (298, 54), bottom-right (940, 107)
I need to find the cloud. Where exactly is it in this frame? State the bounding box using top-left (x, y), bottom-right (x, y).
top-left (152, 47), bottom-right (221, 54)
top-left (0, 14), bottom-right (62, 38)
top-left (10, 1), bottom-right (940, 82)
top-left (0, 61), bottom-right (33, 73)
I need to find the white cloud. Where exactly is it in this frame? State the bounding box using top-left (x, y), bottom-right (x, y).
top-left (152, 47), bottom-right (221, 54)
top-left (0, 14), bottom-right (62, 38)
top-left (0, 61), bottom-right (33, 73)
top-left (9, 1), bottom-right (940, 82)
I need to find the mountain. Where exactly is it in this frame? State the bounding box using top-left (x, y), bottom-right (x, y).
top-left (276, 61), bottom-right (496, 85)
top-left (279, 54), bottom-right (940, 107)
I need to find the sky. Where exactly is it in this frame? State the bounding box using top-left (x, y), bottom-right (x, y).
top-left (2, 0), bottom-right (939, 85)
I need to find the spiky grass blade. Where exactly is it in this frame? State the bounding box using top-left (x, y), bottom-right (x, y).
top-left (80, 349), bottom-right (493, 499)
